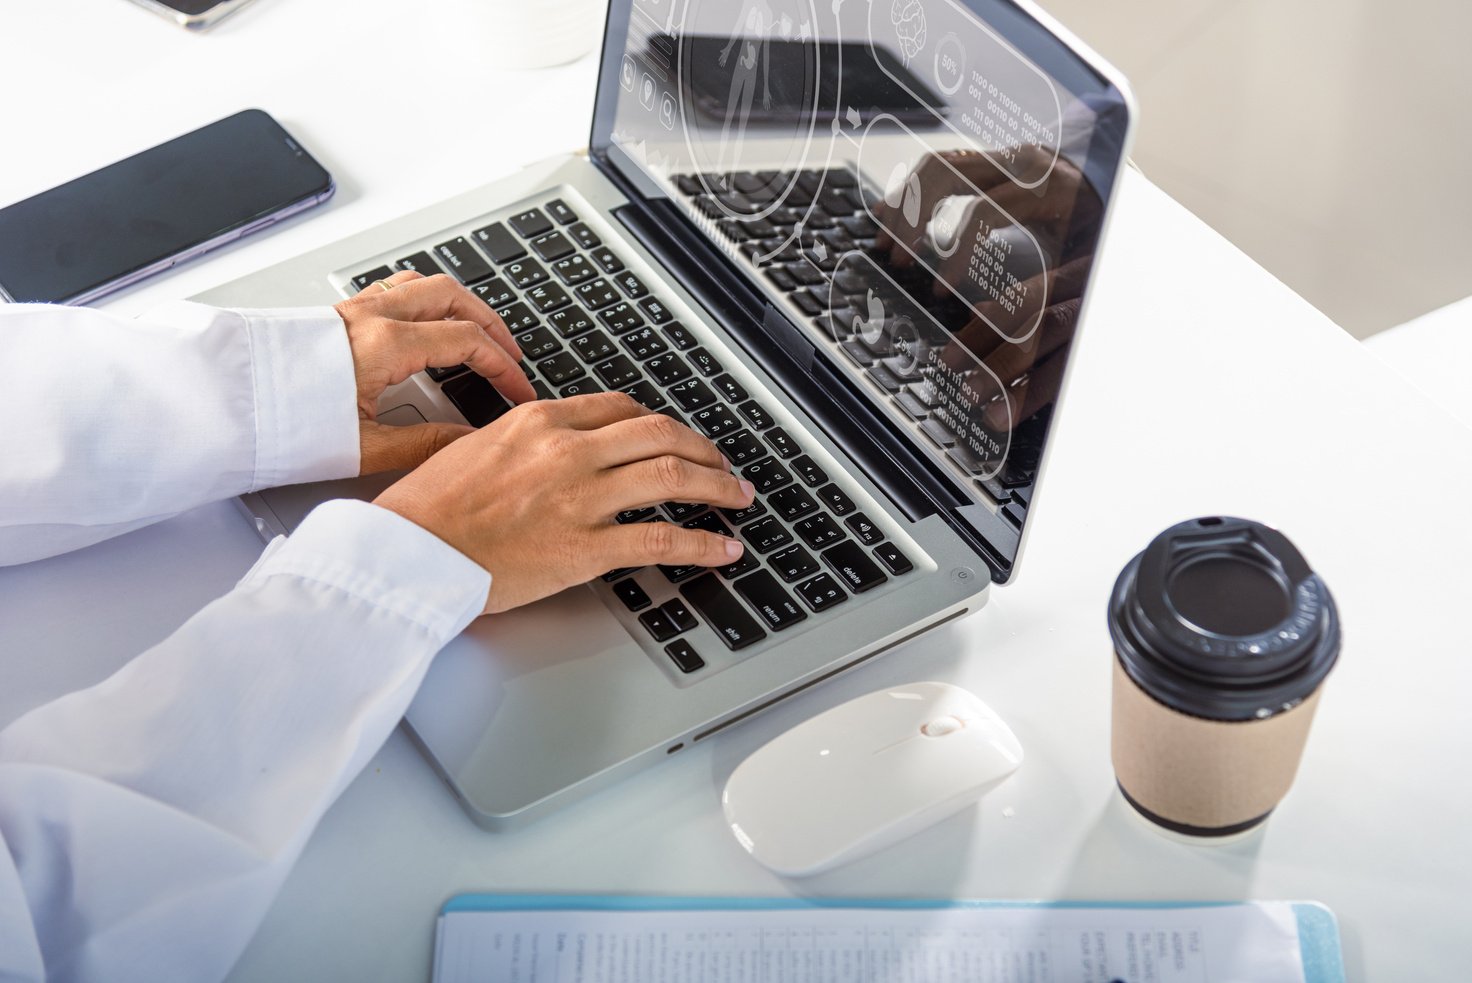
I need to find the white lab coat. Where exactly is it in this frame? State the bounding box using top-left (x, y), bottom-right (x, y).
top-left (0, 302), bottom-right (490, 983)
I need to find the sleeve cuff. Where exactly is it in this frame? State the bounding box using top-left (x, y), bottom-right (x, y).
top-left (236, 306), bottom-right (361, 490)
top-left (246, 499), bottom-right (489, 642)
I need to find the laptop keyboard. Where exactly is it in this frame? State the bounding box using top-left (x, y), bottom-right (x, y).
top-left (346, 190), bottom-right (917, 680)
top-left (673, 167), bottom-right (1045, 518)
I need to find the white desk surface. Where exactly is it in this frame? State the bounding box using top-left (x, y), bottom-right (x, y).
top-left (3, 2), bottom-right (1470, 980)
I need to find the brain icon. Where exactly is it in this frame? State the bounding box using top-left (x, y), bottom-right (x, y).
top-left (891, 0), bottom-right (927, 63)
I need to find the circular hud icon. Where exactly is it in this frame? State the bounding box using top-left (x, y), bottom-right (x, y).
top-left (677, 0), bottom-right (822, 225)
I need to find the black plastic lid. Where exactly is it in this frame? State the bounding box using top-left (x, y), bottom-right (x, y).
top-left (1108, 517), bottom-right (1341, 721)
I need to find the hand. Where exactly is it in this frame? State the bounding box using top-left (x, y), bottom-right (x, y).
top-left (334, 270), bottom-right (535, 475)
top-left (373, 393), bottom-right (756, 614)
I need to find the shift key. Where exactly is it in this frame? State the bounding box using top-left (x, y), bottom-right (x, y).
top-left (681, 574), bottom-right (767, 651)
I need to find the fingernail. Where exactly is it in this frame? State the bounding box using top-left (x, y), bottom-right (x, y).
top-left (738, 479), bottom-right (756, 501)
top-left (720, 454), bottom-right (733, 471)
top-left (724, 537), bottom-right (744, 559)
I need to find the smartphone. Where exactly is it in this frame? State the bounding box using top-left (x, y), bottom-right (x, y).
top-left (676, 35), bottom-right (945, 127)
top-left (123, 0), bottom-right (263, 31)
top-left (0, 108), bottom-right (334, 305)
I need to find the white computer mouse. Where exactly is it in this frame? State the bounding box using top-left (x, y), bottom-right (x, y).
top-left (721, 681), bottom-right (1023, 877)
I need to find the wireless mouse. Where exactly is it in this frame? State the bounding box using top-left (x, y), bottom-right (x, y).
top-left (721, 681), bottom-right (1023, 877)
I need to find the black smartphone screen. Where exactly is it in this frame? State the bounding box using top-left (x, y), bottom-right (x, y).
top-left (0, 109), bottom-right (333, 304)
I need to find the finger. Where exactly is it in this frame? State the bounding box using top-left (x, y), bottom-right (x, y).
top-left (601, 455), bottom-right (755, 514)
top-left (535, 390), bottom-right (652, 430)
top-left (600, 519), bottom-right (745, 570)
top-left (586, 412), bottom-right (727, 471)
top-left (356, 269), bottom-right (423, 295)
top-left (381, 274), bottom-right (524, 362)
top-left (396, 319), bottom-right (537, 404)
top-left (358, 419), bottom-right (474, 475)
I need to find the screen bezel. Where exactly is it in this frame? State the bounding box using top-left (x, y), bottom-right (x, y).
top-left (587, 0), bottom-right (1135, 583)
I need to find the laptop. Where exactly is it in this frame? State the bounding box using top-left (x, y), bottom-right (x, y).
top-left (197, 0), bottom-right (1133, 829)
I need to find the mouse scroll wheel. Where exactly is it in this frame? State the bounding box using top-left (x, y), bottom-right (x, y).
top-left (921, 715), bottom-right (965, 737)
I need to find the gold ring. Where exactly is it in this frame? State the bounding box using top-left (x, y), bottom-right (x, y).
top-left (373, 279), bottom-right (394, 292)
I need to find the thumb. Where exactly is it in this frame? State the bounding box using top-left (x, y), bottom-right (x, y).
top-left (359, 420), bottom-right (475, 475)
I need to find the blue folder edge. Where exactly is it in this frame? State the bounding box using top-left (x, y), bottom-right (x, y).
top-left (440, 894), bottom-right (1344, 983)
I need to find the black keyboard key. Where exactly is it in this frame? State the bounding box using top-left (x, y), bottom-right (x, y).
top-left (763, 266), bottom-right (797, 291)
top-left (822, 540), bottom-right (889, 593)
top-left (921, 418), bottom-right (957, 448)
top-left (669, 378), bottom-right (717, 413)
top-left (815, 483), bottom-right (856, 516)
top-left (471, 222), bottom-right (526, 264)
top-left (396, 250), bottom-right (442, 276)
top-left (770, 544), bottom-right (819, 583)
top-left (638, 297), bottom-right (674, 324)
top-left (741, 457), bottom-right (792, 494)
top-left (765, 427), bottom-right (799, 459)
top-left (568, 222), bottom-right (602, 250)
top-left (516, 326), bottom-right (562, 361)
top-left (868, 363), bottom-right (904, 394)
top-left (734, 571), bottom-right (807, 632)
top-left (895, 390), bottom-right (930, 420)
top-left (639, 607), bottom-right (680, 641)
top-left (662, 598), bottom-right (699, 633)
top-left (536, 351), bottom-right (586, 386)
top-left (659, 563), bottom-right (704, 584)
top-left (575, 278), bottom-right (620, 310)
top-left (719, 499), bottom-right (767, 526)
top-left (434, 237), bottom-right (495, 284)
top-left (791, 455), bottom-right (828, 488)
top-left (845, 512), bottom-right (882, 546)
top-left (683, 510), bottom-right (735, 537)
top-left (662, 321), bottom-right (698, 351)
top-left (552, 254), bottom-right (597, 285)
top-left (796, 573), bottom-right (848, 612)
top-left (737, 400), bottom-right (775, 431)
top-left (873, 541), bottom-right (914, 575)
top-left (558, 379), bottom-right (602, 397)
top-left (691, 404), bottom-right (741, 438)
top-left (613, 578), bottom-right (652, 612)
top-left (590, 246), bottom-right (624, 273)
top-left (547, 305), bottom-right (596, 339)
top-left (769, 485), bottom-right (819, 522)
top-left (687, 347), bottom-right (722, 378)
top-left (599, 302), bottom-right (645, 335)
top-left (503, 258), bottom-right (549, 289)
top-left (532, 380), bottom-right (554, 400)
top-left (646, 353), bottom-right (693, 386)
top-left (794, 514), bottom-right (845, 550)
top-left (680, 574), bottom-right (767, 651)
top-left (741, 516), bottom-right (792, 554)
top-left (621, 380), bottom-right (667, 411)
top-left (350, 265), bottom-right (394, 291)
top-left (711, 373), bottom-right (749, 403)
top-left (616, 507), bottom-right (656, 523)
top-left (791, 291), bottom-right (824, 317)
top-left (613, 270), bottom-right (648, 299)
top-left (594, 354), bottom-right (641, 388)
top-left (600, 568), bottom-right (638, 583)
top-left (714, 550), bottom-right (761, 580)
top-left (622, 326), bottom-right (668, 361)
top-left (425, 363), bottom-right (469, 382)
top-left (509, 207), bottom-right (553, 238)
top-left (530, 230), bottom-right (576, 262)
top-left (716, 429), bottom-right (766, 467)
top-left (665, 638), bottom-right (705, 673)
top-left (496, 302), bottom-right (538, 332)
top-left (572, 330), bottom-right (617, 364)
top-left (663, 501), bottom-right (706, 521)
top-left (526, 281), bottom-right (572, 313)
top-left (442, 373), bottom-right (512, 427)
top-left (473, 277), bottom-right (516, 308)
top-left (546, 198), bottom-right (579, 225)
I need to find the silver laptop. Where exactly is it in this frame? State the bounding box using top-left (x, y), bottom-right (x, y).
top-left (198, 0), bottom-right (1133, 829)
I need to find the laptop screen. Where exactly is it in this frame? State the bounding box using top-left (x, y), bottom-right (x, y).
top-left (592, 0), bottom-right (1131, 577)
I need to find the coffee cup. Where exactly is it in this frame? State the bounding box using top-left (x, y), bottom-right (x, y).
top-left (1108, 516), bottom-right (1340, 838)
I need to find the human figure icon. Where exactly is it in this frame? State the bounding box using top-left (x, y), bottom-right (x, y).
top-left (715, 0), bottom-right (775, 175)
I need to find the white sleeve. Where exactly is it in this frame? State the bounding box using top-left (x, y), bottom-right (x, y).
top-left (0, 499), bottom-right (489, 983)
top-left (0, 301), bottom-right (360, 566)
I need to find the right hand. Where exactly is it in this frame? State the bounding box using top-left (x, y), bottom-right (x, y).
top-left (373, 393), bottom-right (755, 614)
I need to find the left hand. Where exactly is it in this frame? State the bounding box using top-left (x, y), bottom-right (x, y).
top-left (334, 270), bottom-right (536, 475)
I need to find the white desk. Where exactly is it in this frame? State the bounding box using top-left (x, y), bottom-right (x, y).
top-left (3, 2), bottom-right (1470, 980)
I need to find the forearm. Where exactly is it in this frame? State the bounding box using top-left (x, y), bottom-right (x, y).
top-left (0, 302), bottom-right (359, 566)
top-left (0, 500), bottom-right (487, 983)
